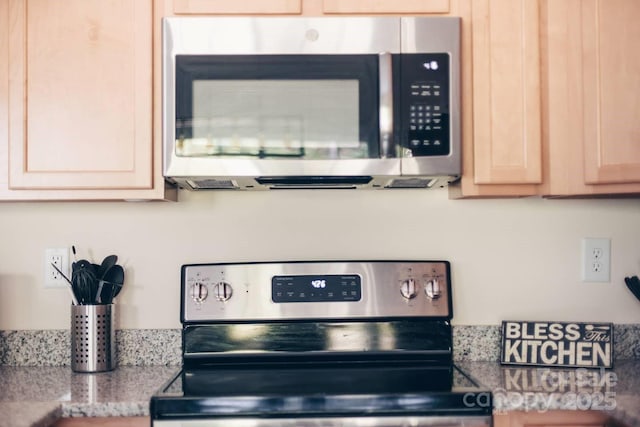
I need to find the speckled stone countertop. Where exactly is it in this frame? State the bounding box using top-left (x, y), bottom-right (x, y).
top-left (0, 366), bottom-right (177, 427)
top-left (2, 363), bottom-right (640, 427)
top-left (457, 360), bottom-right (640, 427)
top-left (2, 326), bottom-right (640, 426)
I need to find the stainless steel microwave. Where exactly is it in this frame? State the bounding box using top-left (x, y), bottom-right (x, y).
top-left (162, 17), bottom-right (460, 190)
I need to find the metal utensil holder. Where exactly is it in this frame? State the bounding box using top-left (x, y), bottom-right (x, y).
top-left (71, 304), bottom-right (115, 373)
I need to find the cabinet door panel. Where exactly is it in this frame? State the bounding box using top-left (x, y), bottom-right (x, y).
top-left (472, 0), bottom-right (542, 185)
top-left (173, 0), bottom-right (302, 14)
top-left (493, 410), bottom-right (609, 427)
top-left (1, 0), bottom-right (8, 190)
top-left (544, 0), bottom-right (640, 195)
top-left (322, 0), bottom-right (449, 14)
top-left (8, 0), bottom-right (153, 190)
top-left (582, 0), bottom-right (640, 184)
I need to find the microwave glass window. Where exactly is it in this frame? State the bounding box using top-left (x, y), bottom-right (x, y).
top-left (177, 80), bottom-right (362, 159)
top-left (174, 54), bottom-right (381, 161)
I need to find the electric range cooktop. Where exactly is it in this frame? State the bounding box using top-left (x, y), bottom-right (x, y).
top-left (150, 261), bottom-right (492, 426)
top-left (152, 362), bottom-right (490, 419)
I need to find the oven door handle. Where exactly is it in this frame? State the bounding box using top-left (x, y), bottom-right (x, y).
top-left (378, 52), bottom-right (394, 158)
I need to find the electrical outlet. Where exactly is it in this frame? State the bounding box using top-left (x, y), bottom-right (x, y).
top-left (581, 238), bottom-right (611, 282)
top-left (45, 248), bottom-right (70, 288)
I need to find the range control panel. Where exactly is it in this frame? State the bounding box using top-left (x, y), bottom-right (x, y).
top-left (181, 261), bottom-right (451, 323)
top-left (272, 275), bottom-right (362, 303)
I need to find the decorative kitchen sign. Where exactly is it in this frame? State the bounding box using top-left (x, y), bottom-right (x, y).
top-left (500, 321), bottom-right (613, 368)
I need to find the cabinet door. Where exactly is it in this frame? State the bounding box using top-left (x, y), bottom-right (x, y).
top-left (172, 0), bottom-right (302, 14)
top-left (472, 0), bottom-right (542, 185)
top-left (8, 0), bottom-right (153, 190)
top-left (54, 417), bottom-right (149, 427)
top-left (494, 410), bottom-right (609, 427)
top-left (449, 0), bottom-right (543, 198)
top-left (582, 0), bottom-right (640, 185)
top-left (321, 0), bottom-right (449, 14)
top-left (0, 1), bottom-right (8, 192)
top-left (544, 0), bottom-right (640, 196)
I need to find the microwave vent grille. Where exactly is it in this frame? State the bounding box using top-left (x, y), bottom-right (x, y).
top-left (387, 178), bottom-right (437, 189)
top-left (187, 179), bottom-right (239, 190)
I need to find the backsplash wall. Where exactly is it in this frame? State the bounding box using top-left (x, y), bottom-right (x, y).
top-left (1, 188), bottom-right (639, 330)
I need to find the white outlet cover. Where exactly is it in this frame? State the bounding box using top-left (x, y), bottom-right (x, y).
top-left (44, 248), bottom-right (70, 288)
top-left (581, 238), bottom-right (611, 282)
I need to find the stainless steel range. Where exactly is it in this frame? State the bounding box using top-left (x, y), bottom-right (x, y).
top-left (151, 261), bottom-right (492, 426)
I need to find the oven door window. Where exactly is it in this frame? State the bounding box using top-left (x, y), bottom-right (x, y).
top-left (175, 55), bottom-right (379, 160)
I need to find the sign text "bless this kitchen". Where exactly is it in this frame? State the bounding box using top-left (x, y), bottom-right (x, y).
top-left (500, 321), bottom-right (613, 369)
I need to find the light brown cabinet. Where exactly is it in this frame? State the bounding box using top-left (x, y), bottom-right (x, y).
top-left (543, 0), bottom-right (640, 196)
top-left (170, 0), bottom-right (451, 15)
top-left (453, 0), bottom-right (640, 198)
top-left (494, 410), bottom-right (618, 427)
top-left (54, 416), bottom-right (149, 427)
top-left (0, 0), bottom-right (174, 201)
top-left (172, 0), bottom-right (302, 14)
top-left (449, 0), bottom-right (543, 198)
top-left (321, 0), bottom-right (450, 14)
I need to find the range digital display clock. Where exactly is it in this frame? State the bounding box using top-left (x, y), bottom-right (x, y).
top-left (272, 274), bottom-right (362, 303)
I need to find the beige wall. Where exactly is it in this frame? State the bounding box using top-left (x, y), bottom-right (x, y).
top-left (1, 189), bottom-right (639, 330)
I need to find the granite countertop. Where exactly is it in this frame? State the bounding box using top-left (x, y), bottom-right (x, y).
top-left (458, 360), bottom-right (640, 427)
top-left (2, 362), bottom-right (640, 427)
top-left (0, 366), bottom-right (177, 427)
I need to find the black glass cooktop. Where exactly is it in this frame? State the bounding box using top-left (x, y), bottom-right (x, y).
top-left (150, 362), bottom-right (491, 420)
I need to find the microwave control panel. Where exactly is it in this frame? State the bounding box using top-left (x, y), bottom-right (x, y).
top-left (400, 53), bottom-right (451, 157)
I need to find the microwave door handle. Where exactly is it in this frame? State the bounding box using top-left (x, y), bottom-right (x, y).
top-left (378, 52), bottom-right (394, 158)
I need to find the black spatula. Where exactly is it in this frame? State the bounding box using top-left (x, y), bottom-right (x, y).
top-left (624, 276), bottom-right (640, 302)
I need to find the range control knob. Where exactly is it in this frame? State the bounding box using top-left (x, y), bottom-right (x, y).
top-left (400, 279), bottom-right (417, 299)
top-left (190, 282), bottom-right (208, 303)
top-left (425, 279), bottom-right (441, 299)
top-left (213, 282), bottom-right (233, 302)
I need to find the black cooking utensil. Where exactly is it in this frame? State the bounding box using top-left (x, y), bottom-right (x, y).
top-left (100, 255), bottom-right (118, 277)
top-left (101, 264), bottom-right (125, 304)
top-left (625, 276), bottom-right (640, 302)
top-left (72, 260), bottom-right (98, 304)
top-left (94, 255), bottom-right (118, 303)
